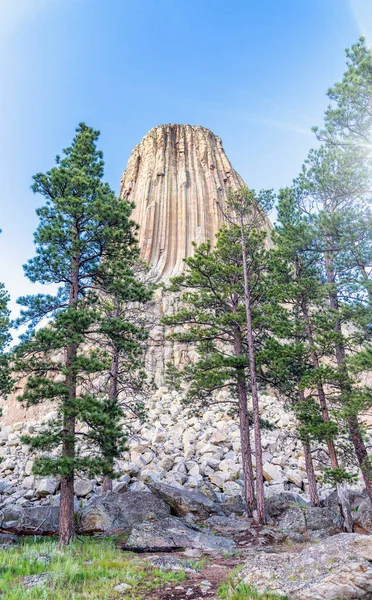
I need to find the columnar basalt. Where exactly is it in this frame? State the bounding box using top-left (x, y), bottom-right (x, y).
top-left (120, 124), bottom-right (246, 280)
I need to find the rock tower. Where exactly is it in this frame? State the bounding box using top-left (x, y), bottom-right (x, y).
top-left (119, 124), bottom-right (246, 280)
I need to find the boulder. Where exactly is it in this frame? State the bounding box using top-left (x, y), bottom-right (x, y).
top-left (352, 498), bottom-right (372, 533)
top-left (74, 479), bottom-right (94, 498)
top-left (220, 494), bottom-right (246, 516)
top-left (286, 468), bottom-right (303, 488)
top-left (0, 480), bottom-right (12, 494)
top-left (239, 534), bottom-right (372, 599)
top-left (278, 506), bottom-right (306, 531)
top-left (1, 504), bottom-right (22, 524)
top-left (1, 505), bottom-right (59, 533)
top-left (265, 492), bottom-right (308, 519)
top-left (35, 478), bottom-right (57, 498)
top-left (143, 478), bottom-right (221, 519)
top-left (20, 506), bottom-right (59, 532)
top-left (262, 462), bottom-right (282, 483)
top-left (278, 506), bottom-right (341, 534)
top-left (126, 516), bottom-right (234, 552)
top-left (77, 491), bottom-right (170, 533)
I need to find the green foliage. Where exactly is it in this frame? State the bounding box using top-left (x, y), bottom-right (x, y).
top-left (164, 219), bottom-right (271, 410)
top-left (322, 467), bottom-right (358, 486)
top-left (314, 37), bottom-right (372, 150)
top-left (218, 580), bottom-right (286, 600)
top-left (0, 537), bottom-right (185, 599)
top-left (12, 123), bottom-right (145, 482)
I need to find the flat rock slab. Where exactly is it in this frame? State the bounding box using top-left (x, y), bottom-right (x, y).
top-left (1, 505), bottom-right (59, 533)
top-left (125, 516), bottom-right (234, 552)
top-left (278, 506), bottom-right (341, 534)
top-left (239, 533), bottom-right (372, 599)
top-left (78, 491), bottom-right (170, 533)
top-left (144, 479), bottom-right (222, 519)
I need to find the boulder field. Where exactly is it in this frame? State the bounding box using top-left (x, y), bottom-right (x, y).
top-left (1, 484), bottom-right (372, 599)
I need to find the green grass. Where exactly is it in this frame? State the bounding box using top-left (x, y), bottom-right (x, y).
top-left (0, 537), bottom-right (185, 599)
top-left (218, 580), bottom-right (287, 600)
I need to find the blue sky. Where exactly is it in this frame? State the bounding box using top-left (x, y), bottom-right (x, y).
top-left (0, 0), bottom-right (371, 331)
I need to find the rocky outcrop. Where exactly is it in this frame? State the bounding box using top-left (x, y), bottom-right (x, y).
top-left (143, 478), bottom-right (222, 519)
top-left (126, 516), bottom-right (233, 552)
top-left (120, 124), bottom-right (248, 281)
top-left (77, 491), bottom-right (170, 533)
top-left (238, 534), bottom-right (372, 599)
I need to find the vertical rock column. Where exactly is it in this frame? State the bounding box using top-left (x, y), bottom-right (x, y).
top-left (119, 124), bottom-right (245, 281)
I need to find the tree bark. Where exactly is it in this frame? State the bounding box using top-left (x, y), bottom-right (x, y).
top-left (240, 218), bottom-right (266, 524)
top-left (303, 441), bottom-right (320, 507)
top-left (59, 242), bottom-right (79, 547)
top-left (302, 302), bottom-right (353, 529)
top-left (337, 482), bottom-right (353, 533)
top-left (59, 341), bottom-right (77, 546)
top-left (301, 299), bottom-right (340, 469)
top-left (233, 326), bottom-right (255, 514)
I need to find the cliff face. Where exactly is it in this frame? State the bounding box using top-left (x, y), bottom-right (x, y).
top-left (120, 124), bottom-right (245, 280)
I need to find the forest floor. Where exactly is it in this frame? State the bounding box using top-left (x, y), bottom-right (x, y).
top-left (0, 533), bottom-right (287, 600)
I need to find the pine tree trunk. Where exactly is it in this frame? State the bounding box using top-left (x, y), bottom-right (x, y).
top-left (59, 340), bottom-right (77, 546)
top-left (301, 294), bottom-right (353, 528)
top-left (348, 413), bottom-right (372, 500)
top-left (301, 299), bottom-right (340, 469)
top-left (59, 472), bottom-right (75, 545)
top-left (233, 327), bottom-right (255, 514)
top-left (303, 441), bottom-right (320, 507)
top-left (240, 220), bottom-right (266, 525)
top-left (59, 243), bottom-right (79, 546)
top-left (238, 378), bottom-right (256, 514)
top-left (337, 482), bottom-right (353, 533)
top-left (297, 389), bottom-right (319, 507)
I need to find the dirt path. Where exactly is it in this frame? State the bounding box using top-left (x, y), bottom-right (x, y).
top-left (141, 519), bottom-right (282, 599)
top-left (145, 552), bottom-right (241, 600)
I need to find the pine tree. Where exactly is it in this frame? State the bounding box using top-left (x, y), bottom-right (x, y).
top-left (221, 186), bottom-right (274, 524)
top-left (97, 264), bottom-right (153, 492)
top-left (297, 144), bottom-right (372, 502)
top-left (265, 188), bottom-right (355, 526)
top-left (164, 201), bottom-right (272, 522)
top-left (13, 123), bottom-right (141, 545)
top-left (314, 37), bottom-right (372, 153)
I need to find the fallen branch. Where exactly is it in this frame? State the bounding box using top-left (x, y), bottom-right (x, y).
top-left (117, 544), bottom-right (185, 553)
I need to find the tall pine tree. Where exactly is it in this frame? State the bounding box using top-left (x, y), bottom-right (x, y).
top-left (13, 123), bottom-right (141, 545)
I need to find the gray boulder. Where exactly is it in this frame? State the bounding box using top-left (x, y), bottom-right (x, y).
top-left (126, 516), bottom-right (234, 552)
top-left (266, 491), bottom-right (307, 520)
top-left (144, 478), bottom-right (221, 519)
top-left (278, 506), bottom-right (340, 534)
top-left (35, 478), bottom-right (57, 498)
top-left (1, 504), bottom-right (21, 525)
top-left (220, 494), bottom-right (246, 516)
top-left (1, 505), bottom-right (59, 533)
top-left (352, 498), bottom-right (372, 533)
top-left (323, 488), bottom-right (366, 510)
top-left (78, 491), bottom-right (170, 533)
top-left (74, 479), bottom-right (94, 498)
top-left (239, 533), bottom-right (372, 599)
top-left (0, 480), bottom-right (12, 494)
top-left (20, 506), bottom-right (59, 532)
